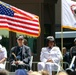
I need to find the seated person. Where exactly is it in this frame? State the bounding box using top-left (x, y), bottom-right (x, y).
top-left (38, 36), bottom-right (63, 75)
top-left (0, 36), bottom-right (7, 69)
top-left (63, 47), bottom-right (70, 69)
top-left (9, 35), bottom-right (31, 71)
top-left (70, 38), bottom-right (76, 70)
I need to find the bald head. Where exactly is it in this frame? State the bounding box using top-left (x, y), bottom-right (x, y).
top-left (29, 71), bottom-right (41, 75)
top-left (57, 71), bottom-right (68, 75)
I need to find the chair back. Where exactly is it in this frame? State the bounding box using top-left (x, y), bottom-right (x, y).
top-left (0, 61), bottom-right (6, 69)
top-left (29, 56), bottom-right (33, 70)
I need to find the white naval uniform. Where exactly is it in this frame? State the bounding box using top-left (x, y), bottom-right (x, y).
top-left (38, 46), bottom-right (63, 75)
top-left (0, 44), bottom-right (7, 69)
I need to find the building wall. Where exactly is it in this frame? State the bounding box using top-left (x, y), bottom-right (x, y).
top-left (55, 0), bottom-right (61, 25)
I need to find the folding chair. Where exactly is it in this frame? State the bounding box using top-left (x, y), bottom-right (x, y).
top-left (22, 56), bottom-right (33, 71)
top-left (29, 56), bottom-right (33, 70)
top-left (10, 56), bottom-right (33, 71)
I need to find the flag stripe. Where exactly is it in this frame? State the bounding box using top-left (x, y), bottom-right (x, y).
top-left (14, 14), bottom-right (39, 22)
top-left (0, 15), bottom-right (39, 26)
top-left (8, 23), bottom-right (39, 31)
top-left (0, 16), bottom-right (40, 30)
top-left (0, 22), bottom-right (39, 33)
top-left (0, 18), bottom-right (39, 29)
top-left (0, 16), bottom-right (40, 35)
top-left (0, 21), bottom-right (39, 31)
top-left (0, 26), bottom-right (39, 36)
top-left (0, 26), bottom-right (38, 36)
top-left (10, 28), bottom-right (38, 35)
top-left (11, 6), bottom-right (37, 19)
top-left (14, 13), bottom-right (39, 21)
top-left (0, 25), bottom-right (39, 35)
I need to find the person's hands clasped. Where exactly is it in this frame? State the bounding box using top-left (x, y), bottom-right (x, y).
top-left (15, 61), bottom-right (19, 65)
top-left (47, 59), bottom-right (53, 63)
top-left (15, 61), bottom-right (25, 65)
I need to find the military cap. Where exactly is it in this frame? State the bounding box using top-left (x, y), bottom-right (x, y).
top-left (46, 36), bottom-right (55, 41)
top-left (17, 35), bottom-right (24, 40)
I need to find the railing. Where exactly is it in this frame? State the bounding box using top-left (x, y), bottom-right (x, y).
top-left (32, 62), bottom-right (70, 71)
top-left (6, 61), bottom-right (70, 71)
top-left (60, 62), bottom-right (70, 70)
top-left (32, 62), bottom-right (38, 71)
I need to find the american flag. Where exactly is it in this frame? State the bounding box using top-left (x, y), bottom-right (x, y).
top-left (0, 1), bottom-right (40, 37)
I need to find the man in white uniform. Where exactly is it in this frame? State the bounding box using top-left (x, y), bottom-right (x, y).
top-left (0, 36), bottom-right (7, 69)
top-left (38, 36), bottom-right (63, 75)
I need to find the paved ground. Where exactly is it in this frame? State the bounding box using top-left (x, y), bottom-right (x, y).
top-left (9, 72), bottom-right (15, 75)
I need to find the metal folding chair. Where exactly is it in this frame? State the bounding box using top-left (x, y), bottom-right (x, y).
top-left (29, 56), bottom-right (33, 70)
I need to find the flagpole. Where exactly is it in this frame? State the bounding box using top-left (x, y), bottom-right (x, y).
top-left (61, 25), bottom-right (63, 69)
top-left (61, 0), bottom-right (63, 56)
top-left (61, 27), bottom-right (63, 56)
top-left (61, 0), bottom-right (63, 67)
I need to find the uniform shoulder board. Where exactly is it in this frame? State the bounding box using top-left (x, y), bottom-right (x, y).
top-left (0, 46), bottom-right (6, 52)
top-left (0, 44), bottom-right (2, 49)
top-left (41, 47), bottom-right (47, 51)
top-left (11, 46), bottom-right (17, 50)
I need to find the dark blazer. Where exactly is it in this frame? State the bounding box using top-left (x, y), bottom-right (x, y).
top-left (9, 45), bottom-right (31, 64)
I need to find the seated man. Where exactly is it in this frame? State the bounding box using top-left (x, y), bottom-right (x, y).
top-left (0, 36), bottom-right (7, 69)
top-left (38, 36), bottom-right (63, 75)
top-left (9, 35), bottom-right (31, 71)
top-left (63, 47), bottom-right (70, 69)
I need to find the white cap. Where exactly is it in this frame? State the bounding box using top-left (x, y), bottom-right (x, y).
top-left (0, 36), bottom-right (2, 40)
top-left (46, 36), bottom-right (55, 41)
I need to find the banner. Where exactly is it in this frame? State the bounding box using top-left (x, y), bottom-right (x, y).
top-left (62, 0), bottom-right (76, 30)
